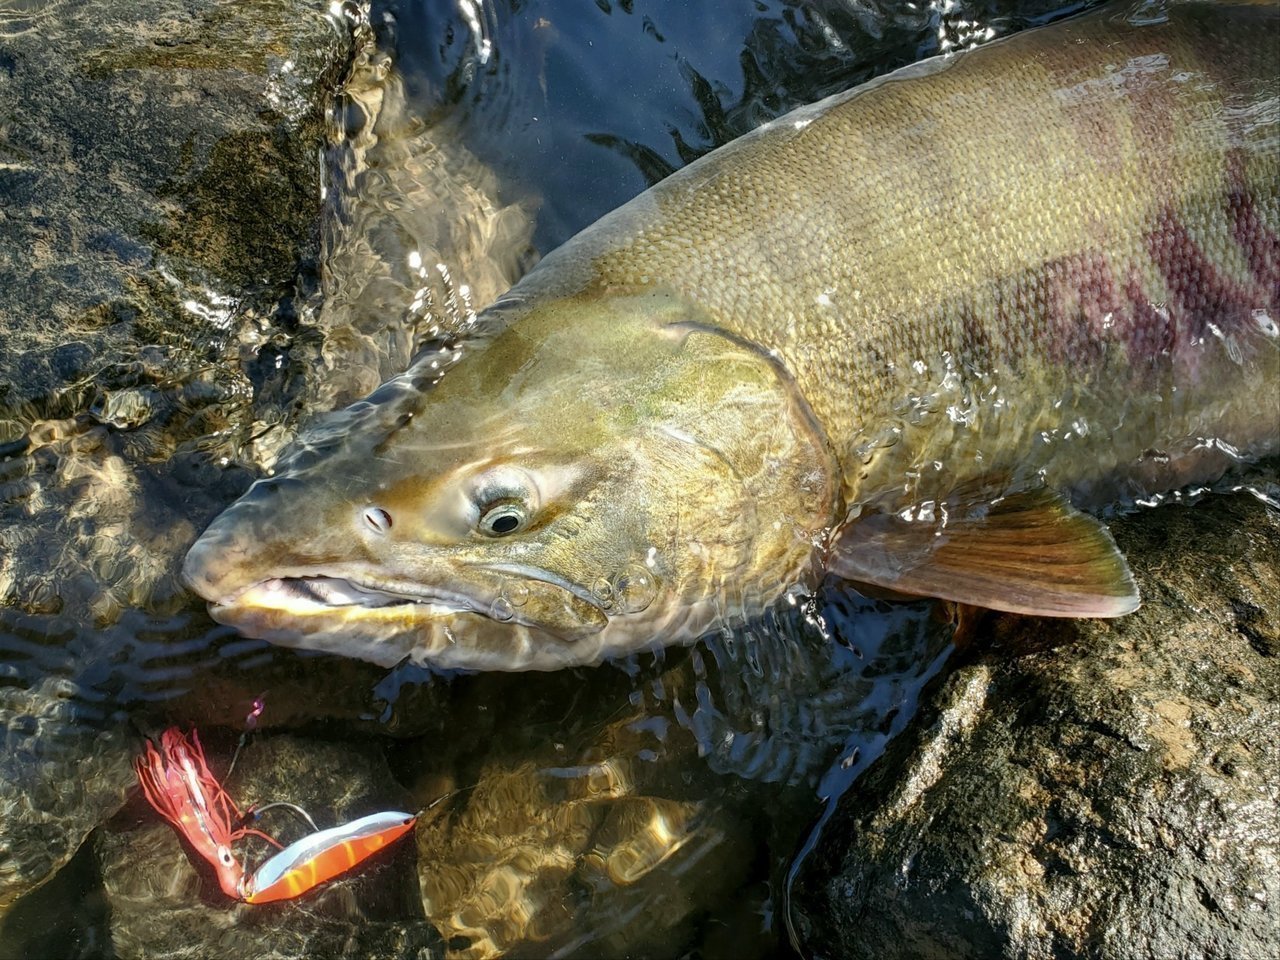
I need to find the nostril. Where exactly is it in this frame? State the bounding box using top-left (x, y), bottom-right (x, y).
top-left (363, 507), bottom-right (393, 534)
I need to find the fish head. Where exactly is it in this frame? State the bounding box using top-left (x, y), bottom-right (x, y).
top-left (183, 289), bottom-right (836, 670)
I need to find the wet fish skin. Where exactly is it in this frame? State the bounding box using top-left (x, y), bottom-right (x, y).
top-left (184, 1), bottom-right (1280, 670)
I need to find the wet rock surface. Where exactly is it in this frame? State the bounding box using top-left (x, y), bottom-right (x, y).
top-left (95, 734), bottom-right (440, 959)
top-left (0, 0), bottom-right (346, 409)
top-left (405, 586), bottom-right (954, 959)
top-left (414, 719), bottom-right (756, 960)
top-left (0, 689), bottom-right (135, 916)
top-left (0, 0), bottom-right (352, 619)
top-left (792, 494), bottom-right (1280, 960)
top-left (0, 0), bottom-right (357, 922)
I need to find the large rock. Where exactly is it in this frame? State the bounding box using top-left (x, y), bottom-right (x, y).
top-left (0, 0), bottom-right (534, 620)
top-left (0, 0), bottom-right (354, 619)
top-left (0, 0), bottom-right (347, 410)
top-left (0, 0), bottom-right (356, 922)
top-left (792, 493), bottom-right (1280, 960)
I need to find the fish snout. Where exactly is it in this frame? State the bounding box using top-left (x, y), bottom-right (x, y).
top-left (184, 475), bottom-right (345, 604)
top-left (182, 484), bottom-right (284, 603)
top-left (182, 521), bottom-right (254, 605)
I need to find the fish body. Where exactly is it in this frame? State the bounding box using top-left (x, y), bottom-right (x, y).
top-left (184, 1), bottom-right (1280, 670)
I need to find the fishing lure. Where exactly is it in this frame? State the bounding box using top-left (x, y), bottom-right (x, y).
top-left (135, 727), bottom-right (416, 903)
top-left (134, 727), bottom-right (262, 899)
top-left (240, 810), bottom-right (417, 904)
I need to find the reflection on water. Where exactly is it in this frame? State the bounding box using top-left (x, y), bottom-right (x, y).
top-left (1, 0), bottom-right (1086, 955)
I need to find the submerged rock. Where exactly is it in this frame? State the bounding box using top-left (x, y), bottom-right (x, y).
top-left (414, 735), bottom-right (755, 960)
top-left (792, 494), bottom-right (1280, 960)
top-left (314, 18), bottom-right (535, 407)
top-left (0, 685), bottom-right (135, 916)
top-left (405, 583), bottom-right (954, 959)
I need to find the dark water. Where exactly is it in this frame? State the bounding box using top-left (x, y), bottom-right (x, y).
top-left (0, 0), bottom-right (1089, 956)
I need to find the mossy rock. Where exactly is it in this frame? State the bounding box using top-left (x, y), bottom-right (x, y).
top-left (0, 0), bottom-right (350, 406)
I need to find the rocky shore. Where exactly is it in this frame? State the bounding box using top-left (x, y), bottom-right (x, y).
top-left (792, 493), bottom-right (1280, 960)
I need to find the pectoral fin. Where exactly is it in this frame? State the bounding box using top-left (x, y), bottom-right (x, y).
top-left (830, 488), bottom-right (1140, 618)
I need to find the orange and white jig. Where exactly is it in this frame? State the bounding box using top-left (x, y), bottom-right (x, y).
top-left (239, 810), bottom-right (417, 903)
top-left (135, 727), bottom-right (416, 904)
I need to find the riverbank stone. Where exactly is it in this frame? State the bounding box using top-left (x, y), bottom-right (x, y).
top-left (792, 494), bottom-right (1280, 960)
top-left (0, 0), bottom-right (348, 410)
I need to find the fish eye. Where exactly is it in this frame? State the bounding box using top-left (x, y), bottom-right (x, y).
top-left (478, 500), bottom-right (526, 537)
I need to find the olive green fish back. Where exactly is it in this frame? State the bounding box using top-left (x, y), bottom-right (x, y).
top-left (516, 0), bottom-right (1279, 507)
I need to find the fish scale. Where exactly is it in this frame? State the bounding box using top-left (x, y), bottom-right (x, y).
top-left (529, 3), bottom-right (1279, 481)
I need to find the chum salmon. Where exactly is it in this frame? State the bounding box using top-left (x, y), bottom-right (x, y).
top-left (184, 1), bottom-right (1279, 670)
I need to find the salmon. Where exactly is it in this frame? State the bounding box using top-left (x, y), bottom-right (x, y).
top-left (183, 1), bottom-right (1280, 670)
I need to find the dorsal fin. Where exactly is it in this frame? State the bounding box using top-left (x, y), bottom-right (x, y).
top-left (830, 487), bottom-right (1140, 618)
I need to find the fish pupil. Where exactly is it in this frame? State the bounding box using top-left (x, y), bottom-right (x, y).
top-left (490, 514), bottom-right (519, 534)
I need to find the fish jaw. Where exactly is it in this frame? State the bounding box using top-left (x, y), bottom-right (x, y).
top-left (186, 552), bottom-right (620, 671)
top-left (204, 593), bottom-right (706, 675)
top-left (186, 545), bottom-right (742, 670)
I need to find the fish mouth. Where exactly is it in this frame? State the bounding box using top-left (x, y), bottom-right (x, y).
top-left (209, 568), bottom-right (610, 621)
top-left (215, 575), bottom-right (487, 617)
top-left (194, 564), bottom-right (616, 671)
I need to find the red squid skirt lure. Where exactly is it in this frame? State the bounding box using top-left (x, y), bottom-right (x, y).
top-left (134, 727), bottom-right (251, 899)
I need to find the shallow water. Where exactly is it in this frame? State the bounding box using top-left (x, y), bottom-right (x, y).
top-left (0, 0), bottom-right (1091, 955)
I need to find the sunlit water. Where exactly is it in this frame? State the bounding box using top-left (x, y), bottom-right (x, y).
top-left (0, 0), bottom-right (1093, 956)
